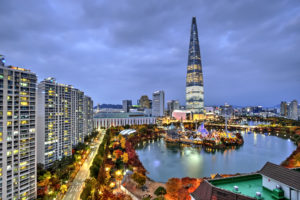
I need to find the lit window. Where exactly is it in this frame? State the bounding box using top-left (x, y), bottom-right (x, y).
top-left (21, 102), bottom-right (28, 106)
top-left (21, 120), bottom-right (28, 125)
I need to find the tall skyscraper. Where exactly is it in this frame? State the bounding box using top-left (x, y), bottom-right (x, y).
top-left (186, 17), bottom-right (204, 114)
top-left (152, 90), bottom-right (165, 117)
top-left (0, 63), bottom-right (37, 199)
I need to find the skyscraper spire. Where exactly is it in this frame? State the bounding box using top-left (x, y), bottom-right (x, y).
top-left (186, 17), bottom-right (204, 114)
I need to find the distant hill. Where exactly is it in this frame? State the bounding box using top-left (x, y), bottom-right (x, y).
top-left (93, 104), bottom-right (122, 109)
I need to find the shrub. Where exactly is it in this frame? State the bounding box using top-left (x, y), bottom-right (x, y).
top-left (154, 186), bottom-right (167, 197)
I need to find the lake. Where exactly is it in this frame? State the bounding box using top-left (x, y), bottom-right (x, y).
top-left (136, 131), bottom-right (296, 182)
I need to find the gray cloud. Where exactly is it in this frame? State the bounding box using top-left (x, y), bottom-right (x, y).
top-left (0, 0), bottom-right (299, 106)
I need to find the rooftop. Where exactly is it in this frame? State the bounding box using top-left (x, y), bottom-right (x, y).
top-left (210, 174), bottom-right (273, 200)
top-left (260, 162), bottom-right (300, 190)
top-left (120, 129), bottom-right (136, 135)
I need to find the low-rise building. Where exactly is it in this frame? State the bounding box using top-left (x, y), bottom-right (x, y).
top-left (94, 112), bottom-right (156, 129)
top-left (172, 110), bottom-right (192, 121)
top-left (191, 162), bottom-right (300, 200)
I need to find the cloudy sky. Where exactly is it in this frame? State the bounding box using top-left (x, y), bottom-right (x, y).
top-left (1, 0), bottom-right (299, 106)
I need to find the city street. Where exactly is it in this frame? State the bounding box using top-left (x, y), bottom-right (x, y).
top-left (63, 130), bottom-right (105, 200)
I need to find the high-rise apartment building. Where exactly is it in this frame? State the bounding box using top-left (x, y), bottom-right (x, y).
top-left (122, 100), bottom-right (132, 112)
top-left (83, 96), bottom-right (93, 139)
top-left (0, 63), bottom-right (37, 199)
top-left (186, 17), bottom-right (204, 114)
top-left (37, 78), bottom-right (93, 168)
top-left (152, 90), bottom-right (165, 117)
top-left (71, 88), bottom-right (84, 146)
top-left (36, 78), bottom-right (72, 168)
top-left (167, 100), bottom-right (180, 116)
top-left (280, 101), bottom-right (288, 117)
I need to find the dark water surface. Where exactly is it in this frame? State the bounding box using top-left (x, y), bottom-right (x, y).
top-left (136, 131), bottom-right (296, 182)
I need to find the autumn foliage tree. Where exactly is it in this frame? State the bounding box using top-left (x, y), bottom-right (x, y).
top-left (166, 178), bottom-right (182, 200)
top-left (131, 172), bottom-right (146, 188)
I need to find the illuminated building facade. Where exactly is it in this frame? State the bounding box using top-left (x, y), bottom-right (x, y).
top-left (0, 64), bottom-right (37, 199)
top-left (186, 17), bottom-right (204, 114)
top-left (37, 78), bottom-right (72, 168)
top-left (37, 78), bottom-right (93, 168)
top-left (94, 112), bottom-right (156, 129)
top-left (71, 88), bottom-right (84, 146)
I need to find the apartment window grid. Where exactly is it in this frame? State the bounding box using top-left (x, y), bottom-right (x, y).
top-left (0, 67), bottom-right (37, 200)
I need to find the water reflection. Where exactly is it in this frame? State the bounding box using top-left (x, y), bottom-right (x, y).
top-left (136, 132), bottom-right (296, 182)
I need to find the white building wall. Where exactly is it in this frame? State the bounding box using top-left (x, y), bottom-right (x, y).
top-left (94, 117), bottom-right (156, 129)
top-left (262, 175), bottom-right (300, 200)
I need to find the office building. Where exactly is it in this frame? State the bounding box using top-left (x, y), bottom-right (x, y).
top-left (167, 100), bottom-right (180, 116)
top-left (122, 100), bottom-right (132, 112)
top-left (288, 100), bottom-right (298, 120)
top-left (280, 101), bottom-right (288, 117)
top-left (139, 95), bottom-right (151, 109)
top-left (186, 17), bottom-right (204, 114)
top-left (152, 90), bottom-right (165, 117)
top-left (0, 62), bottom-right (37, 199)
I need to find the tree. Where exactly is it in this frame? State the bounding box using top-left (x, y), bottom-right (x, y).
top-left (154, 186), bottom-right (166, 197)
top-left (166, 178), bottom-right (182, 199)
top-left (80, 178), bottom-right (97, 200)
top-left (131, 172), bottom-right (146, 188)
top-left (121, 137), bottom-right (126, 149)
top-left (60, 184), bottom-right (68, 194)
top-left (124, 124), bottom-right (130, 129)
top-left (123, 152), bottom-right (128, 164)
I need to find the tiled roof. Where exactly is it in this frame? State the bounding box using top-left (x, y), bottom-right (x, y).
top-left (191, 180), bottom-right (212, 200)
top-left (260, 162), bottom-right (300, 190)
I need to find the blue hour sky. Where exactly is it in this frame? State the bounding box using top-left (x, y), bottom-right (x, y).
top-left (1, 0), bottom-right (299, 106)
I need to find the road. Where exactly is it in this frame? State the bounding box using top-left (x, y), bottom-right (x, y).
top-left (63, 130), bottom-right (105, 200)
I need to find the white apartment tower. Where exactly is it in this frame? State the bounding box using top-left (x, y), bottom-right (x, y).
top-left (37, 78), bottom-right (93, 168)
top-left (71, 88), bottom-right (84, 146)
top-left (152, 90), bottom-right (165, 117)
top-left (0, 62), bottom-right (37, 199)
top-left (36, 78), bottom-right (72, 168)
top-left (83, 96), bottom-right (93, 139)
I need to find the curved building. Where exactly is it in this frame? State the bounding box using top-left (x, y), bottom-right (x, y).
top-left (186, 17), bottom-right (204, 114)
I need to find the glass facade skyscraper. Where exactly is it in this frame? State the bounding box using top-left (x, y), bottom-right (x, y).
top-left (186, 17), bottom-right (204, 114)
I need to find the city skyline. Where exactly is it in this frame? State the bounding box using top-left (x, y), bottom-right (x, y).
top-left (1, 1), bottom-right (300, 106)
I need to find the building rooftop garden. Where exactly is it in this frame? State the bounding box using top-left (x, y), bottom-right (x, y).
top-left (209, 174), bottom-right (274, 200)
